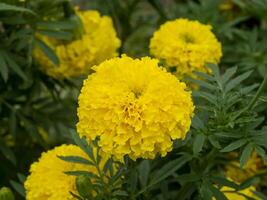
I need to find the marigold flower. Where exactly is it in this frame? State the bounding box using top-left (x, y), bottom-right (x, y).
top-left (226, 152), bottom-right (264, 183)
top-left (149, 18), bottom-right (222, 78)
top-left (77, 55), bottom-right (194, 160)
top-left (34, 10), bottom-right (121, 79)
top-left (24, 144), bottom-right (100, 200)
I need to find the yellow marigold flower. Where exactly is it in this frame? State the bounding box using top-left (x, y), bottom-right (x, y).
top-left (77, 55), bottom-right (194, 160)
top-left (149, 18), bottom-right (222, 78)
top-left (217, 185), bottom-right (259, 200)
top-left (24, 144), bottom-right (101, 200)
top-left (34, 10), bottom-right (121, 79)
top-left (226, 152), bottom-right (264, 183)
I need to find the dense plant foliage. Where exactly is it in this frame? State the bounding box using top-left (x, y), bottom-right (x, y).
top-left (1, 0), bottom-right (267, 200)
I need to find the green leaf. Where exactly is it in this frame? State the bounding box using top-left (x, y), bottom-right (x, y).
top-left (239, 176), bottom-right (260, 190)
top-left (208, 135), bottom-right (221, 149)
top-left (138, 160), bottom-right (150, 188)
top-left (187, 78), bottom-right (217, 90)
top-left (149, 155), bottom-right (191, 186)
top-left (64, 171), bottom-right (98, 179)
top-left (225, 70), bottom-right (253, 93)
top-left (200, 183), bottom-right (213, 200)
top-left (34, 38), bottom-right (59, 66)
top-left (38, 30), bottom-right (73, 40)
top-left (9, 180), bottom-right (25, 197)
top-left (3, 53), bottom-right (27, 81)
top-left (36, 20), bottom-right (77, 30)
top-left (17, 173), bottom-right (26, 183)
top-left (240, 143), bottom-right (253, 168)
top-left (58, 155), bottom-right (94, 166)
top-left (193, 91), bottom-right (217, 105)
top-left (211, 176), bottom-right (239, 189)
top-left (0, 53), bottom-right (8, 82)
top-left (191, 115), bottom-right (205, 130)
top-left (220, 139), bottom-right (247, 152)
top-left (0, 3), bottom-right (35, 15)
top-left (0, 142), bottom-right (16, 165)
top-left (209, 185), bottom-right (227, 200)
top-left (112, 190), bottom-right (128, 197)
top-left (255, 146), bottom-right (267, 161)
top-left (176, 173), bottom-right (201, 185)
top-left (193, 134), bottom-right (206, 154)
top-left (70, 130), bottom-right (95, 162)
top-left (221, 66), bottom-right (238, 84)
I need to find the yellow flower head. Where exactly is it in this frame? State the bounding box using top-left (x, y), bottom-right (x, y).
top-left (24, 144), bottom-right (99, 200)
top-left (34, 10), bottom-right (121, 79)
top-left (77, 55), bottom-right (194, 160)
top-left (149, 18), bottom-right (222, 78)
top-left (226, 152), bottom-right (264, 183)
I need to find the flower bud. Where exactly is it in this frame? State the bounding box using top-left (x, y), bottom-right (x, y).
top-left (0, 187), bottom-right (15, 200)
top-left (76, 175), bottom-right (93, 198)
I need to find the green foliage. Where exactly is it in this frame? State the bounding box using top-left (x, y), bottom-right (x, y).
top-left (2, 0), bottom-right (267, 200)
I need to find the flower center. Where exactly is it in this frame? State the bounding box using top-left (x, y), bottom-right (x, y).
top-left (180, 33), bottom-right (195, 44)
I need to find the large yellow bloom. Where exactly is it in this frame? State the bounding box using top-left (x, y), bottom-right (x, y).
top-left (34, 10), bottom-right (121, 79)
top-left (77, 55), bottom-right (194, 160)
top-left (149, 18), bottom-right (222, 78)
top-left (24, 144), bottom-right (98, 200)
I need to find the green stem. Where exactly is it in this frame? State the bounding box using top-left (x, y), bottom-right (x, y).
top-left (231, 73), bottom-right (267, 121)
top-left (247, 74), bottom-right (267, 110)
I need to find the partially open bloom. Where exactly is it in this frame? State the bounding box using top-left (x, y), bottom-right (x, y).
top-left (226, 152), bottom-right (264, 183)
top-left (24, 144), bottom-right (98, 200)
top-left (77, 55), bottom-right (194, 160)
top-left (150, 18), bottom-right (222, 78)
top-left (34, 10), bottom-right (121, 79)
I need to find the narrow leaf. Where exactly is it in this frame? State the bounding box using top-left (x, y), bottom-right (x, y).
top-left (220, 139), bottom-right (247, 152)
top-left (193, 134), bottom-right (206, 154)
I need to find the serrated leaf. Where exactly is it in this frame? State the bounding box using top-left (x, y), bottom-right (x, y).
top-left (38, 30), bottom-right (73, 40)
top-left (149, 155), bottom-right (191, 186)
top-left (193, 134), bottom-right (206, 154)
top-left (209, 185), bottom-right (228, 200)
top-left (220, 139), bottom-right (247, 152)
top-left (193, 91), bottom-right (217, 105)
top-left (9, 180), bottom-right (25, 197)
top-left (36, 20), bottom-right (76, 30)
top-left (64, 171), bottom-right (98, 178)
top-left (58, 155), bottom-right (94, 165)
top-left (0, 3), bottom-right (35, 15)
top-left (225, 70), bottom-right (253, 93)
top-left (3, 52), bottom-right (27, 81)
top-left (221, 66), bottom-right (238, 84)
top-left (208, 135), bottom-right (221, 148)
top-left (211, 176), bottom-right (239, 189)
top-left (255, 146), bottom-right (267, 161)
top-left (138, 160), bottom-right (150, 188)
top-left (34, 38), bottom-right (59, 65)
top-left (191, 115), bottom-right (205, 130)
top-left (70, 130), bottom-right (95, 162)
top-left (240, 143), bottom-right (253, 168)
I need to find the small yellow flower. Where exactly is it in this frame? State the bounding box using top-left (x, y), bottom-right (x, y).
top-left (150, 18), bottom-right (222, 78)
top-left (77, 55), bottom-right (194, 160)
top-left (226, 152), bottom-right (263, 183)
top-left (24, 144), bottom-right (102, 200)
top-left (34, 10), bottom-right (121, 79)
